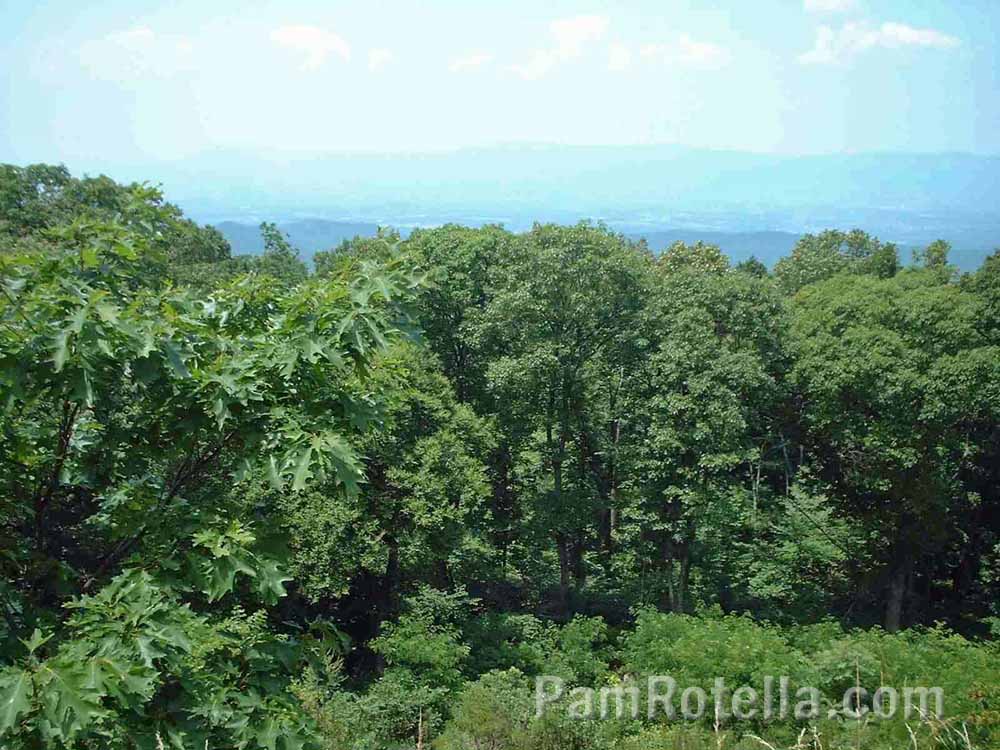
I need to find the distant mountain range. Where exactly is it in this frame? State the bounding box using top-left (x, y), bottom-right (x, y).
top-left (79, 144), bottom-right (999, 270)
top-left (214, 219), bottom-right (969, 271)
top-left (214, 220), bottom-right (822, 269)
top-left (632, 230), bottom-right (806, 267)
top-left (216, 219), bottom-right (379, 256)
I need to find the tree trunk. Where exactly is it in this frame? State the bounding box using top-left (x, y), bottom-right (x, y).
top-left (556, 532), bottom-right (571, 613)
top-left (675, 551), bottom-right (690, 613)
top-left (664, 554), bottom-right (676, 611)
top-left (370, 537), bottom-right (401, 674)
top-left (491, 445), bottom-right (515, 575)
top-left (884, 561), bottom-right (908, 633)
top-left (598, 509), bottom-right (612, 552)
top-left (436, 559), bottom-right (451, 589)
top-left (607, 400), bottom-right (621, 549)
top-left (572, 536), bottom-right (586, 587)
top-left (382, 539), bottom-right (400, 620)
top-left (660, 541), bottom-right (689, 613)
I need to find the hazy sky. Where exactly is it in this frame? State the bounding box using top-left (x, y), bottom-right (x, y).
top-left (2, 0), bottom-right (998, 164)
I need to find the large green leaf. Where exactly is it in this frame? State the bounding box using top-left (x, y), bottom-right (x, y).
top-left (204, 553), bottom-right (256, 602)
top-left (254, 557), bottom-right (291, 604)
top-left (162, 339), bottom-right (191, 379)
top-left (0, 669), bottom-right (33, 734)
top-left (51, 329), bottom-right (70, 372)
top-left (39, 661), bottom-right (103, 735)
top-left (291, 445), bottom-right (313, 492)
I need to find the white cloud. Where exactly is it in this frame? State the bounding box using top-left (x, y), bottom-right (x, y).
top-left (804, 0), bottom-right (857, 13)
top-left (799, 21), bottom-right (959, 65)
top-left (270, 25), bottom-right (351, 70)
top-left (798, 26), bottom-right (840, 64)
top-left (878, 22), bottom-right (960, 48)
top-left (510, 50), bottom-right (560, 80)
top-left (607, 43), bottom-right (632, 72)
top-left (510, 14), bottom-right (608, 80)
top-left (677, 34), bottom-right (730, 68)
top-left (639, 35), bottom-right (730, 69)
top-left (110, 26), bottom-right (156, 47)
top-left (550, 15), bottom-right (609, 59)
top-left (449, 53), bottom-right (493, 73)
top-left (79, 26), bottom-right (196, 80)
top-left (367, 47), bottom-right (393, 72)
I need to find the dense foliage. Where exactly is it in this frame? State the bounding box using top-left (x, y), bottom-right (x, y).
top-left (1, 165), bottom-right (998, 749)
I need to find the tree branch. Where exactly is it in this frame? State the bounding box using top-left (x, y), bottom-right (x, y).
top-left (84, 431), bottom-right (237, 587)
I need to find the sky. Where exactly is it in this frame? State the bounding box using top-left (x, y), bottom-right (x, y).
top-left (1, 0), bottom-right (998, 166)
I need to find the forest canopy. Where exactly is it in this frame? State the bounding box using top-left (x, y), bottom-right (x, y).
top-left (1, 164), bottom-right (998, 750)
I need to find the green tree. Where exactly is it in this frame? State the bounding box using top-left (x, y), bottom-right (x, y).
top-left (404, 224), bottom-right (514, 404)
top-left (789, 269), bottom-right (996, 630)
top-left (313, 226), bottom-right (402, 278)
top-left (0, 212), bottom-right (422, 746)
top-left (274, 344), bottom-right (494, 634)
top-left (255, 221), bottom-right (308, 284)
top-left (913, 238), bottom-right (951, 269)
top-left (774, 229), bottom-right (899, 294)
top-left (735, 254), bottom-right (769, 277)
top-left (657, 240), bottom-right (729, 275)
top-left (622, 266), bottom-right (787, 612)
top-left (477, 223), bottom-right (651, 611)
top-left (0, 163), bottom-right (232, 272)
